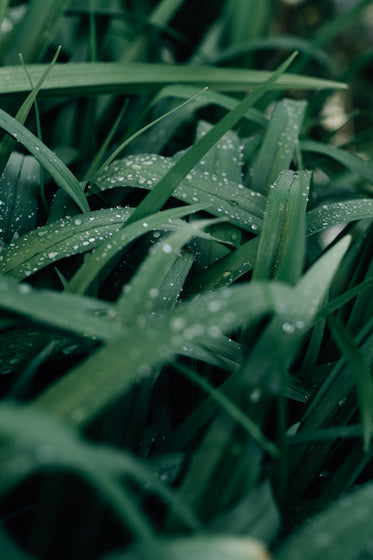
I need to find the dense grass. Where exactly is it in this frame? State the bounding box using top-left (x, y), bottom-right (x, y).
top-left (0, 1), bottom-right (373, 559)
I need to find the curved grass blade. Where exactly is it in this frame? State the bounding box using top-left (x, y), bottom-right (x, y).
top-left (66, 203), bottom-right (207, 294)
top-left (306, 198), bottom-right (373, 236)
top-left (0, 61), bottom-right (347, 98)
top-left (32, 281), bottom-right (315, 425)
top-left (116, 220), bottom-right (224, 321)
top-left (0, 275), bottom-right (123, 342)
top-left (0, 109), bottom-right (89, 213)
top-left (94, 152), bottom-right (265, 234)
top-left (0, 207), bottom-right (132, 280)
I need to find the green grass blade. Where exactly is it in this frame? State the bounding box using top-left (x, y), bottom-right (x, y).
top-left (66, 204), bottom-right (207, 294)
top-left (32, 281), bottom-right (314, 425)
top-left (0, 61), bottom-right (347, 97)
top-left (0, 46), bottom-right (61, 176)
top-left (251, 99), bottom-right (307, 195)
top-left (0, 207), bottom-right (132, 280)
top-left (306, 198), bottom-right (373, 236)
top-left (94, 151), bottom-right (265, 234)
top-left (328, 315), bottom-right (373, 451)
top-left (124, 52), bottom-right (299, 225)
top-left (253, 170), bottom-right (311, 284)
top-left (0, 109), bottom-right (89, 213)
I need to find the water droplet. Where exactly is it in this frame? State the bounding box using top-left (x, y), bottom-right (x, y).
top-left (282, 322), bottom-right (295, 334)
top-left (162, 243), bottom-right (173, 254)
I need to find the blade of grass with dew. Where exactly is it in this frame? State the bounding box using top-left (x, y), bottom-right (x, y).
top-left (0, 153), bottom-right (39, 244)
top-left (94, 152), bottom-right (265, 234)
top-left (65, 203), bottom-right (207, 294)
top-left (0, 109), bottom-right (89, 213)
top-left (251, 99), bottom-right (307, 195)
top-left (0, 46), bottom-right (61, 176)
top-left (275, 481), bottom-right (373, 560)
top-left (253, 170), bottom-right (311, 284)
top-left (115, 220), bottom-right (225, 322)
top-left (327, 314), bottom-right (373, 451)
top-left (0, 61), bottom-right (348, 98)
top-left (306, 198), bottom-right (373, 236)
top-left (124, 52), bottom-right (300, 225)
top-left (0, 275), bottom-right (123, 342)
top-left (301, 139), bottom-right (373, 185)
top-left (32, 281), bottom-right (315, 426)
top-left (0, 207), bottom-right (132, 280)
top-left (2, 0), bottom-right (71, 64)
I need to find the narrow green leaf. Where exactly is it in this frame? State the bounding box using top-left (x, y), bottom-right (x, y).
top-left (0, 109), bottom-right (89, 213)
top-left (0, 62), bottom-right (347, 97)
top-left (251, 99), bottom-right (307, 194)
top-left (306, 198), bottom-right (373, 236)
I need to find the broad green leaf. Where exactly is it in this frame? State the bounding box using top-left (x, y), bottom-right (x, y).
top-left (0, 62), bottom-right (347, 97)
top-left (251, 99), bottom-right (307, 194)
top-left (0, 109), bottom-right (89, 213)
top-left (275, 482), bottom-right (373, 560)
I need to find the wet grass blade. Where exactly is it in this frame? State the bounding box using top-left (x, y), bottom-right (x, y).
top-left (0, 109), bottom-right (89, 213)
top-left (251, 99), bottom-right (307, 195)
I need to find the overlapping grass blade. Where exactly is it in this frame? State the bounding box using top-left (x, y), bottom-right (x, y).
top-left (0, 109), bottom-right (89, 213)
top-left (32, 281), bottom-right (314, 425)
top-left (116, 220), bottom-right (224, 321)
top-left (94, 152), bottom-right (265, 234)
top-left (0, 61), bottom-right (347, 98)
top-left (306, 198), bottom-right (373, 236)
top-left (66, 204), bottom-right (207, 294)
top-left (253, 170), bottom-right (311, 284)
top-left (0, 153), bottom-right (39, 244)
top-left (0, 46), bottom-right (61, 176)
top-left (125, 52), bottom-right (300, 224)
top-left (251, 99), bottom-right (307, 195)
top-left (0, 207), bottom-right (132, 280)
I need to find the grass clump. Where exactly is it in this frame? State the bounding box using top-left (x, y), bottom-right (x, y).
top-left (0, 1), bottom-right (372, 559)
